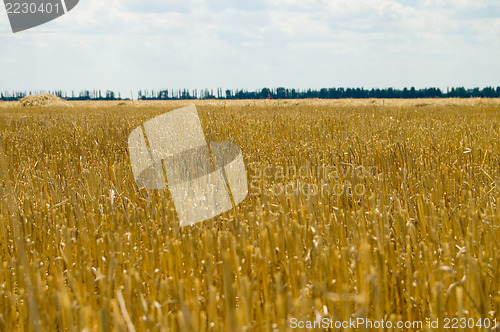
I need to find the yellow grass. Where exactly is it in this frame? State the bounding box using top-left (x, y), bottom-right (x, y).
top-left (0, 98), bottom-right (499, 331)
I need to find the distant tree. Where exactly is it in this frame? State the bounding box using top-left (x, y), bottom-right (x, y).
top-left (261, 88), bottom-right (271, 99)
top-left (319, 88), bottom-right (328, 99)
top-left (410, 87), bottom-right (416, 98)
top-left (456, 87), bottom-right (467, 98)
top-left (105, 90), bottom-right (115, 100)
top-left (276, 87), bottom-right (286, 99)
top-left (471, 87), bottom-right (481, 98)
top-left (482, 87), bottom-right (495, 98)
top-left (3, 86), bottom-right (499, 102)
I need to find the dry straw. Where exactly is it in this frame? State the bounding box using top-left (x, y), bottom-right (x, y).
top-left (0, 98), bottom-right (498, 331)
top-left (18, 94), bottom-right (73, 108)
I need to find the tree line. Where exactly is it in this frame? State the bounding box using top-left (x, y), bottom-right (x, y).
top-left (1, 86), bottom-right (500, 101)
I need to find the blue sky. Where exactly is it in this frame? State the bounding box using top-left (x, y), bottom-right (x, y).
top-left (1, 0), bottom-right (499, 97)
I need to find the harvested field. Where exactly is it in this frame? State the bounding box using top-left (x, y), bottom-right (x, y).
top-left (0, 98), bottom-right (499, 331)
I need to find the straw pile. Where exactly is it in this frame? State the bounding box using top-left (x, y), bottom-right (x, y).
top-left (19, 94), bottom-right (72, 107)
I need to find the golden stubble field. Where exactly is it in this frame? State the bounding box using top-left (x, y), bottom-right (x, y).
top-left (0, 98), bottom-right (499, 331)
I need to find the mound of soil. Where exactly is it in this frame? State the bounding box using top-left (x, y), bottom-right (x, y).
top-left (19, 94), bottom-right (72, 107)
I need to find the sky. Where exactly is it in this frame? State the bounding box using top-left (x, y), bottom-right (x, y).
top-left (1, 0), bottom-right (499, 97)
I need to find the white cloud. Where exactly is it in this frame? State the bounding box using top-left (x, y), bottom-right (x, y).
top-left (269, 11), bottom-right (329, 36)
top-left (269, 0), bottom-right (325, 11)
top-left (420, 0), bottom-right (492, 8)
top-left (0, 0), bottom-right (498, 94)
top-left (0, 12), bottom-right (6, 25)
top-left (0, 57), bottom-right (16, 63)
top-left (119, 0), bottom-right (192, 13)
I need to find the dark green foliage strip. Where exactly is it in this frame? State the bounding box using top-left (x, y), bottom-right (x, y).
top-left (2, 86), bottom-right (500, 101)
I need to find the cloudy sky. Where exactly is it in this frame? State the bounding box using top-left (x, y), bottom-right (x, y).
top-left (1, 0), bottom-right (499, 97)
